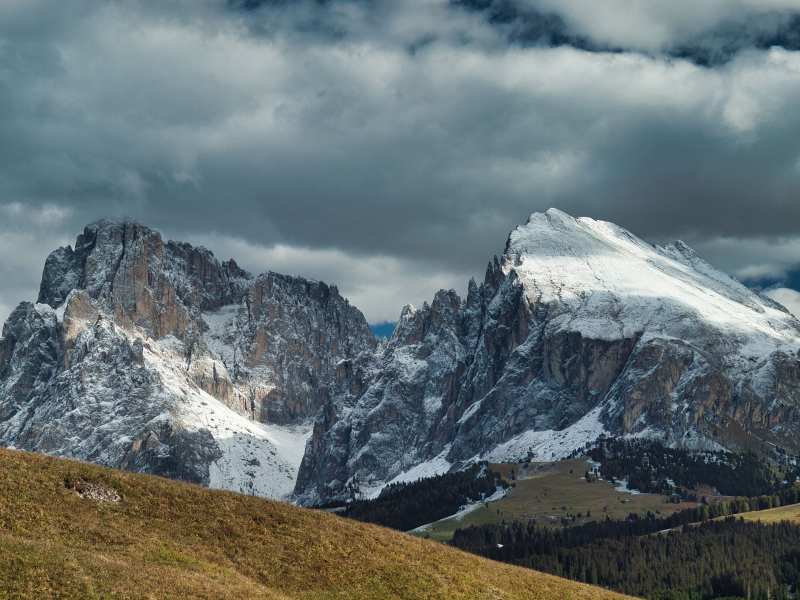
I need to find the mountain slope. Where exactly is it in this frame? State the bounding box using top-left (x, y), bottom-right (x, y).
top-left (0, 446), bottom-right (632, 600)
top-left (295, 209), bottom-right (800, 504)
top-left (0, 218), bottom-right (376, 499)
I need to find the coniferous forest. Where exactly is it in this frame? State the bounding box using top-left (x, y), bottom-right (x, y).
top-left (335, 463), bottom-right (508, 531)
top-left (452, 516), bottom-right (800, 600)
top-left (447, 444), bottom-right (800, 600)
top-left (324, 441), bottom-right (800, 598)
top-left (578, 438), bottom-right (799, 497)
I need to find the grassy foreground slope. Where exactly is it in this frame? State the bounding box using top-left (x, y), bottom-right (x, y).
top-left (0, 448), bottom-right (633, 600)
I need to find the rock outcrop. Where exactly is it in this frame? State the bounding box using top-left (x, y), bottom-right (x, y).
top-left (293, 209), bottom-right (800, 505)
top-left (0, 218), bottom-right (377, 499)
top-left (199, 272), bottom-right (377, 424)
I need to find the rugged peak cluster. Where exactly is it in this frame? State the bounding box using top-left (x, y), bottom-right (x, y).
top-left (3, 211), bottom-right (800, 505)
top-left (0, 217), bottom-right (376, 499)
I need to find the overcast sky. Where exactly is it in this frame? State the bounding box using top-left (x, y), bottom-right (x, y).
top-left (2, 0), bottom-right (800, 327)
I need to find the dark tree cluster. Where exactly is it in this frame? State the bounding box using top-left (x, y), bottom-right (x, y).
top-left (454, 487), bottom-right (800, 550)
top-left (575, 438), bottom-right (787, 497)
top-left (336, 463), bottom-right (508, 532)
top-left (453, 516), bottom-right (800, 599)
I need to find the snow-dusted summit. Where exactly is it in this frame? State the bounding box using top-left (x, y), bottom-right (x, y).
top-left (293, 209), bottom-right (800, 505)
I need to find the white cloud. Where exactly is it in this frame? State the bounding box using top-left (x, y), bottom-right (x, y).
top-left (765, 287), bottom-right (800, 318)
top-left (0, 203), bottom-right (75, 326)
top-left (687, 235), bottom-right (800, 283)
top-left (734, 263), bottom-right (789, 280)
top-left (183, 233), bottom-right (474, 324)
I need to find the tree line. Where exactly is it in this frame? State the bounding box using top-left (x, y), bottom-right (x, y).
top-left (335, 463), bottom-right (508, 531)
top-left (453, 516), bottom-right (800, 599)
top-left (575, 438), bottom-right (797, 497)
top-left (452, 488), bottom-right (800, 600)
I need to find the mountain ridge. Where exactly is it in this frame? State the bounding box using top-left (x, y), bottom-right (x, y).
top-left (3, 210), bottom-right (800, 505)
top-left (293, 208), bottom-right (800, 505)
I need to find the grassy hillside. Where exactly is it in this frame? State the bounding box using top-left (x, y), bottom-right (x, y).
top-left (713, 502), bottom-right (800, 525)
top-left (414, 459), bottom-right (693, 543)
top-left (0, 448), bottom-right (634, 600)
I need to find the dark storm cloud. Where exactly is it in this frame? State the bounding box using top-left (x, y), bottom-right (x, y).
top-left (552, 100), bottom-right (800, 241)
top-left (2, 0), bottom-right (800, 325)
top-left (671, 12), bottom-right (800, 66)
top-left (449, 0), bottom-right (800, 66)
top-left (449, 0), bottom-right (615, 51)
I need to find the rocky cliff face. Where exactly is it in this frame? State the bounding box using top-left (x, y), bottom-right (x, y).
top-left (0, 218), bottom-right (376, 499)
top-left (199, 271), bottom-right (378, 425)
top-left (293, 209), bottom-right (800, 505)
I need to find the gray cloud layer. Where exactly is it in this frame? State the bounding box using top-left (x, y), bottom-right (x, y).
top-left (2, 0), bottom-right (800, 325)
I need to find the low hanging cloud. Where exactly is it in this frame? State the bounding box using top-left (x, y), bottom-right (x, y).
top-left (2, 0), bottom-right (800, 327)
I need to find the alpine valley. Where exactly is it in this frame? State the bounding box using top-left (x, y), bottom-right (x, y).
top-left (2, 209), bottom-right (800, 506)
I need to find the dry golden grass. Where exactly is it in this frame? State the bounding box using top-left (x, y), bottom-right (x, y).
top-left (0, 447), bottom-right (636, 600)
top-left (712, 503), bottom-right (800, 525)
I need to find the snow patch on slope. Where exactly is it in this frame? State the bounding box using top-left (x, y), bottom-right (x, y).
top-left (452, 487), bottom-right (508, 521)
top-left (482, 405), bottom-right (608, 463)
top-left (143, 333), bottom-right (312, 500)
top-left (408, 487), bottom-right (508, 534)
top-left (364, 446), bottom-right (453, 499)
top-left (201, 305), bottom-right (240, 364)
top-left (206, 419), bottom-right (312, 500)
top-left (614, 478), bottom-right (646, 495)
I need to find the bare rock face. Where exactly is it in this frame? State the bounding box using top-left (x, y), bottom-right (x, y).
top-left (38, 220), bottom-right (196, 342)
top-left (231, 272), bottom-right (377, 424)
top-left (293, 209), bottom-right (800, 505)
top-left (164, 241), bottom-right (252, 311)
top-left (0, 218), bottom-right (377, 498)
top-left (195, 271), bottom-right (378, 426)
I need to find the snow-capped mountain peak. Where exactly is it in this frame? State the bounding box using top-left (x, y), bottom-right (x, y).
top-left (293, 209), bottom-right (800, 505)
